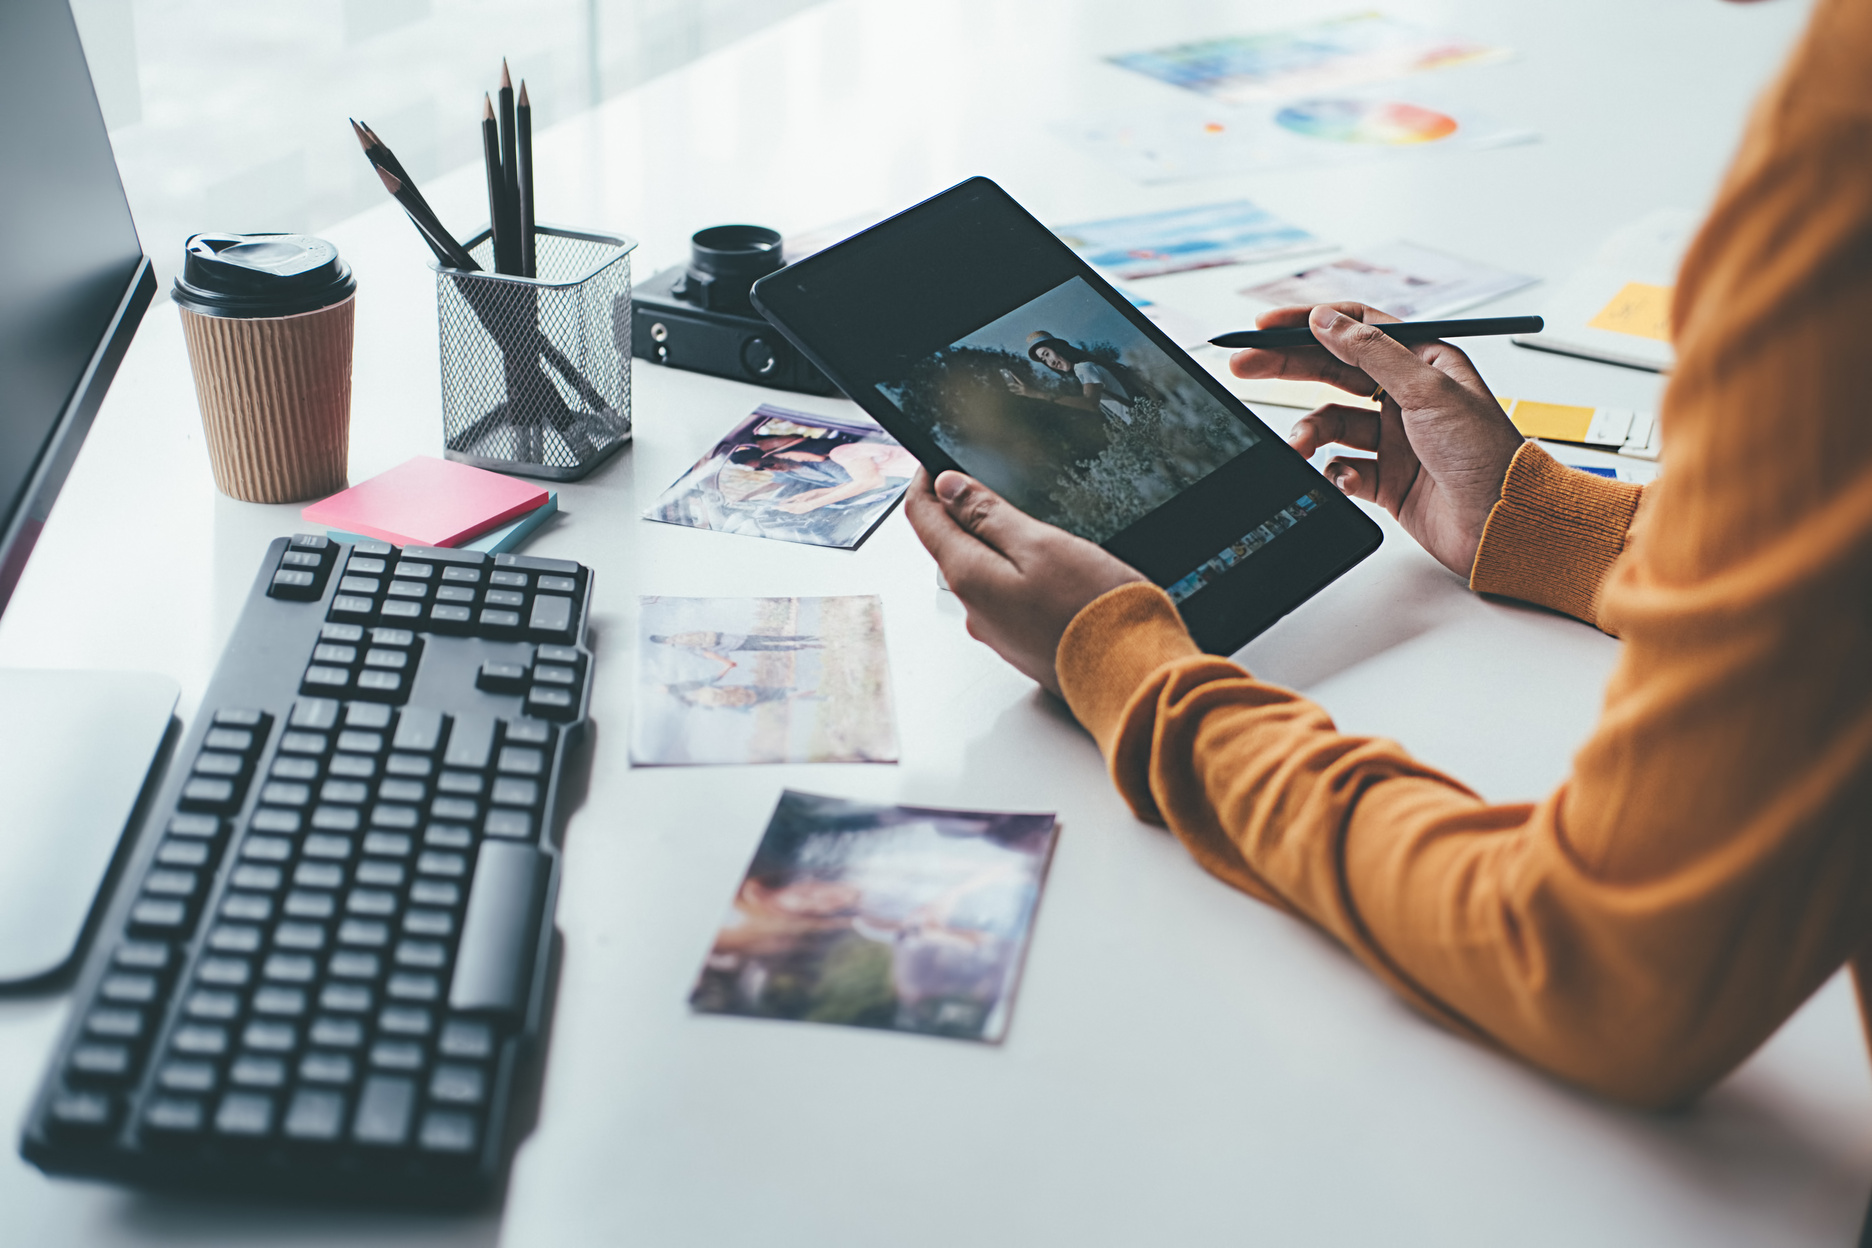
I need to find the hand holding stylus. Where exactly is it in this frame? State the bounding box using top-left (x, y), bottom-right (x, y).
top-left (1231, 302), bottom-right (1527, 577)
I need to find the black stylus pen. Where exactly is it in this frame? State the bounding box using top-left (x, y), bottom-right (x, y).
top-left (1209, 315), bottom-right (1544, 349)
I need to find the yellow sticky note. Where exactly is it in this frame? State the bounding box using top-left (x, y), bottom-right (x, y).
top-left (1504, 399), bottom-right (1594, 442)
top-left (1587, 282), bottom-right (1673, 342)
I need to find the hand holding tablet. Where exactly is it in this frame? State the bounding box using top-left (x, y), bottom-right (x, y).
top-left (750, 177), bottom-right (1383, 654)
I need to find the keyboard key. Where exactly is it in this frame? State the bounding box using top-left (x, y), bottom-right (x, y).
top-left (311, 805), bottom-right (362, 832)
top-left (484, 810), bottom-right (532, 840)
top-left (347, 889), bottom-right (398, 917)
top-left (491, 778), bottom-right (540, 808)
top-left (355, 860), bottom-right (407, 888)
top-left (435, 585), bottom-right (475, 604)
top-left (352, 1076), bottom-right (415, 1146)
top-left (263, 953), bottom-right (317, 983)
top-left (198, 957), bottom-right (253, 986)
top-left (410, 880), bottom-right (460, 907)
top-left (274, 922), bottom-right (328, 951)
top-left (443, 716), bottom-right (496, 771)
top-left (496, 745), bottom-right (544, 776)
top-left (343, 559), bottom-right (386, 578)
top-left (379, 778), bottom-right (426, 803)
top-left (430, 798), bottom-right (477, 822)
top-left (300, 1052), bottom-right (357, 1086)
top-left (355, 669), bottom-right (404, 697)
top-left (289, 534), bottom-right (333, 553)
top-left (158, 839), bottom-right (212, 868)
top-left (363, 831), bottom-right (413, 858)
top-left (271, 755), bottom-right (320, 781)
top-left (440, 566), bottom-right (482, 584)
top-left (479, 608), bottom-right (521, 631)
top-left (497, 552), bottom-right (578, 575)
top-left (380, 1006), bottom-right (433, 1036)
top-left (393, 561), bottom-right (435, 580)
top-left (403, 545), bottom-right (488, 567)
top-left (538, 575), bottom-right (578, 594)
top-left (220, 893), bottom-right (273, 923)
top-left (370, 1041), bottom-right (425, 1071)
top-left (348, 541), bottom-right (395, 558)
top-left (208, 925), bottom-right (263, 954)
top-left (449, 842), bottom-right (546, 1018)
top-left (232, 863), bottom-right (283, 891)
top-left (291, 697), bottom-right (343, 730)
top-left (278, 731), bottom-right (330, 757)
top-left (430, 604), bottom-right (472, 627)
top-left (418, 851), bottom-right (467, 877)
top-left (525, 686), bottom-right (576, 718)
top-left (392, 707), bottom-right (447, 754)
top-left (527, 594), bottom-right (575, 641)
top-left (85, 1008), bottom-right (145, 1040)
top-left (385, 581), bottom-right (428, 601)
top-left (438, 1019), bottom-right (494, 1060)
top-left (251, 807), bottom-right (303, 834)
top-left (370, 629), bottom-right (416, 649)
top-left (388, 973), bottom-right (440, 1002)
top-left (215, 1092), bottom-right (275, 1137)
top-left (403, 910), bottom-right (454, 938)
top-left (100, 972), bottom-right (158, 1004)
top-left (157, 1060), bottom-right (217, 1093)
top-left (114, 940), bottom-right (172, 972)
top-left (284, 891), bottom-right (336, 920)
top-left (272, 568), bottom-right (318, 597)
top-left (337, 730), bottom-right (385, 754)
top-left (167, 812), bottom-right (221, 839)
top-left (429, 1063), bottom-right (487, 1106)
top-left (371, 805), bottom-right (421, 830)
top-left (489, 570), bottom-right (528, 589)
top-left (142, 1096), bottom-right (205, 1134)
top-left (193, 751), bottom-right (245, 778)
top-left (484, 589), bottom-right (525, 609)
top-left (477, 660), bottom-right (528, 693)
top-left (303, 834), bottom-right (353, 861)
top-left (533, 664), bottom-right (577, 688)
top-left (295, 862), bottom-right (346, 889)
top-left (310, 1017), bottom-right (366, 1049)
top-left (303, 665), bottom-right (351, 691)
top-left (172, 1024), bottom-right (230, 1057)
top-left (425, 825), bottom-right (472, 850)
top-left (419, 1111), bottom-right (479, 1154)
top-left (68, 1043), bottom-right (133, 1082)
top-left (242, 836), bottom-right (293, 863)
top-left (320, 779), bottom-right (369, 805)
top-left (339, 920), bottom-right (391, 948)
top-left (284, 1088), bottom-right (347, 1141)
top-left (242, 1021), bottom-right (297, 1053)
top-left (438, 771), bottom-right (484, 795)
top-left (261, 781), bottom-right (312, 807)
top-left (330, 595), bottom-right (376, 620)
top-left (396, 940), bottom-right (448, 969)
top-left (386, 753), bottom-right (434, 778)
top-left (204, 727), bottom-right (256, 752)
top-left (328, 951), bottom-right (381, 980)
top-left (318, 624), bottom-right (365, 645)
top-left (380, 600), bottom-right (422, 620)
top-left (328, 753), bottom-right (378, 778)
top-left (338, 575), bottom-right (381, 596)
top-left (503, 718), bottom-right (554, 746)
top-left (185, 990), bottom-right (241, 1021)
top-left (229, 1055), bottom-right (286, 1088)
top-left (50, 1090), bottom-right (117, 1133)
top-left (180, 777), bottom-right (237, 809)
top-left (130, 898), bottom-right (188, 932)
top-left (280, 551), bottom-right (323, 570)
top-left (321, 983), bottom-right (373, 1013)
top-left (313, 643), bottom-right (358, 665)
top-left (253, 986), bottom-right (307, 1016)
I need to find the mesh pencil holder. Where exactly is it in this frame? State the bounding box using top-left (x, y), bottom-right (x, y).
top-left (435, 224), bottom-right (637, 481)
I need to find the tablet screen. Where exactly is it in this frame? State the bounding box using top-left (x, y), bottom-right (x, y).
top-left (751, 177), bottom-right (1381, 653)
top-left (873, 274), bottom-right (1259, 545)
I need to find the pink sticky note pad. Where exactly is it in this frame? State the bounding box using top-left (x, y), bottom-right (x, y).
top-left (301, 456), bottom-right (548, 548)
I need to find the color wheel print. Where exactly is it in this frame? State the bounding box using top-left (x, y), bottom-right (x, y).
top-left (1275, 100), bottom-right (1459, 144)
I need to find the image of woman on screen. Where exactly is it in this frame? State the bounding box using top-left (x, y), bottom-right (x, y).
top-left (1002, 329), bottom-right (1155, 425)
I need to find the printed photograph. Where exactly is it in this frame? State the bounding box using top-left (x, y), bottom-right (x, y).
top-left (1055, 198), bottom-right (1325, 281)
top-left (1241, 241), bottom-right (1535, 320)
top-left (644, 405), bottom-right (918, 549)
top-left (632, 595), bottom-right (899, 766)
top-left (690, 790), bottom-right (1060, 1043)
top-left (874, 275), bottom-right (1259, 544)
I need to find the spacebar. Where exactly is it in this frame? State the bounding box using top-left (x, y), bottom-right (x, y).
top-left (449, 842), bottom-right (548, 1018)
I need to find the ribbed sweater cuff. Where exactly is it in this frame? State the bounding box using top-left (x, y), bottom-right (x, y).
top-left (1469, 443), bottom-right (1644, 627)
top-left (1056, 582), bottom-right (1203, 756)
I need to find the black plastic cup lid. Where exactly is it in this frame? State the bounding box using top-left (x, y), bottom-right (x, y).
top-left (173, 233), bottom-right (356, 318)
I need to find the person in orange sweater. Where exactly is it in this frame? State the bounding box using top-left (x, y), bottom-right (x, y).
top-left (904, 0), bottom-right (1872, 1107)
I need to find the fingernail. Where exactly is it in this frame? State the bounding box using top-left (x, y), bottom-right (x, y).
top-left (1312, 307), bottom-right (1345, 331)
top-left (1288, 424), bottom-right (1304, 442)
top-left (1332, 469), bottom-right (1349, 488)
top-left (935, 472), bottom-right (968, 503)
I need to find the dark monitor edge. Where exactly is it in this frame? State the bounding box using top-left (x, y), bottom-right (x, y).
top-left (0, 257), bottom-right (157, 618)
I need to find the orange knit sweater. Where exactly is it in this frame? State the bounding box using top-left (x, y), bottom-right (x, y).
top-left (1055, 0), bottom-right (1872, 1107)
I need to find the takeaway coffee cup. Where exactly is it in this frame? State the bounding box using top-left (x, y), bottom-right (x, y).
top-left (175, 233), bottom-right (357, 503)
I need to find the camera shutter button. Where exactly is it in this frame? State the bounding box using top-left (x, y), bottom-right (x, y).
top-left (740, 336), bottom-right (781, 377)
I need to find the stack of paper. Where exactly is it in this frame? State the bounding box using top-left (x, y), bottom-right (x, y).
top-left (1512, 210), bottom-right (1695, 372)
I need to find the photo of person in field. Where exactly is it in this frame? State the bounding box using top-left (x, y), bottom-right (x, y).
top-left (876, 276), bottom-right (1258, 544)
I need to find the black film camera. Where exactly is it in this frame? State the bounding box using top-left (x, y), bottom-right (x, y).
top-left (630, 224), bottom-right (838, 396)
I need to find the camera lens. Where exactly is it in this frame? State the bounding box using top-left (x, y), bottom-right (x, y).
top-left (679, 224), bottom-right (783, 314)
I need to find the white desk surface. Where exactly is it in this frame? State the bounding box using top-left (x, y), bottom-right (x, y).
top-left (5, 0), bottom-right (1863, 1244)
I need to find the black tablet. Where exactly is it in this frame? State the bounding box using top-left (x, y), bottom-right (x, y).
top-left (750, 177), bottom-right (1382, 655)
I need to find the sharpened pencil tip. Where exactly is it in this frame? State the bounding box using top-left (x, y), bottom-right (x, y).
top-left (518, 81), bottom-right (529, 107)
top-left (501, 59), bottom-right (512, 89)
top-left (484, 93), bottom-right (495, 120)
top-left (375, 164), bottom-right (402, 194)
top-left (349, 119), bottom-right (371, 150)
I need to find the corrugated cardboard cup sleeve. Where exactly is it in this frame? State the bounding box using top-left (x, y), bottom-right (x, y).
top-left (179, 295), bottom-right (355, 504)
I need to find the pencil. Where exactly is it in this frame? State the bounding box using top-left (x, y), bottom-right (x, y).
top-left (482, 94), bottom-right (506, 273)
top-left (1208, 315), bottom-right (1545, 349)
top-left (516, 80), bottom-right (535, 278)
top-left (351, 120), bottom-right (480, 272)
top-left (497, 59), bottom-right (519, 275)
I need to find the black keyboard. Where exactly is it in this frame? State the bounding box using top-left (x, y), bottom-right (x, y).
top-left (19, 533), bottom-right (593, 1205)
